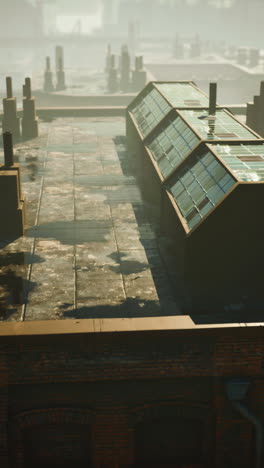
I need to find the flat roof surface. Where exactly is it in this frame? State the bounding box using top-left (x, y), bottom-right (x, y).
top-left (0, 117), bottom-right (178, 322)
top-left (1, 116), bottom-right (264, 329)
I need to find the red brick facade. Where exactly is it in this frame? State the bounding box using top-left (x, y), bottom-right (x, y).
top-left (0, 324), bottom-right (263, 467)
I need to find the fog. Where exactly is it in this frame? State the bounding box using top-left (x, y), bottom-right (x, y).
top-left (0, 0), bottom-right (263, 106)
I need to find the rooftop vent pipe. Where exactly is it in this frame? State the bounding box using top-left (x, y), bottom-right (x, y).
top-left (24, 77), bottom-right (32, 99)
top-left (225, 378), bottom-right (263, 468)
top-left (6, 76), bottom-right (13, 99)
top-left (209, 82), bottom-right (217, 116)
top-left (260, 81), bottom-right (264, 97)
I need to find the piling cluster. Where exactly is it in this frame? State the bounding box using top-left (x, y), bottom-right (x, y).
top-left (105, 44), bottom-right (147, 93)
top-left (131, 56), bottom-right (147, 92)
top-left (190, 34), bottom-right (201, 59)
top-left (2, 77), bottom-right (20, 140)
top-left (237, 47), bottom-right (260, 68)
top-left (55, 45), bottom-right (66, 91)
top-left (173, 34), bottom-right (201, 59)
top-left (173, 34), bottom-right (184, 59)
top-left (43, 56), bottom-right (54, 92)
top-left (0, 76), bottom-right (38, 236)
top-left (2, 76), bottom-right (39, 141)
top-left (43, 45), bottom-right (66, 93)
top-left (172, 37), bottom-right (260, 70)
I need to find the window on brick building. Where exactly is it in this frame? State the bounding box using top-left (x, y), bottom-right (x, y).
top-left (23, 423), bottom-right (92, 468)
top-left (135, 417), bottom-right (204, 467)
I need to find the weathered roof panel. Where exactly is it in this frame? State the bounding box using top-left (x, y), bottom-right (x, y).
top-left (180, 109), bottom-right (257, 141)
top-left (167, 149), bottom-right (236, 230)
top-left (146, 114), bottom-right (199, 179)
top-left (209, 143), bottom-right (264, 182)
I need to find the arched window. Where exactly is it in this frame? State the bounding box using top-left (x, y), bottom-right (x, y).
top-left (23, 423), bottom-right (92, 468)
top-left (11, 408), bottom-right (94, 468)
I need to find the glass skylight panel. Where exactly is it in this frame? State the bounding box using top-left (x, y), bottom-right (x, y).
top-left (180, 109), bottom-right (257, 141)
top-left (131, 88), bottom-right (171, 137)
top-left (211, 143), bottom-right (264, 181)
top-left (146, 115), bottom-right (199, 178)
top-left (167, 151), bottom-right (236, 230)
top-left (155, 83), bottom-right (209, 108)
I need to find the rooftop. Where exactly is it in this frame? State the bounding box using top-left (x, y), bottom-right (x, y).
top-left (0, 114), bottom-right (263, 328)
top-left (0, 116), bottom-right (178, 322)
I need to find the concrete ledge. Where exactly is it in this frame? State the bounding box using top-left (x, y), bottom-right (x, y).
top-left (0, 316), bottom-right (262, 338)
top-left (37, 106), bottom-right (127, 118)
top-left (0, 105), bottom-right (245, 121)
top-left (34, 90), bottom-right (136, 108)
top-left (0, 107), bottom-right (127, 121)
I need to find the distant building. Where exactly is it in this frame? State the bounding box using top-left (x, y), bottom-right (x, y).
top-left (114, 0), bottom-right (264, 45)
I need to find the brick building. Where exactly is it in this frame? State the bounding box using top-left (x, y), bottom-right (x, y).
top-left (0, 105), bottom-right (263, 467)
top-left (1, 318), bottom-right (264, 468)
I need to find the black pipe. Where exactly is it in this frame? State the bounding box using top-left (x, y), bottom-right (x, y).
top-left (232, 401), bottom-right (262, 468)
top-left (225, 378), bottom-right (263, 468)
top-left (209, 82), bottom-right (217, 116)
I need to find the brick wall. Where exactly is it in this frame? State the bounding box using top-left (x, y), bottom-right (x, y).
top-left (1, 327), bottom-right (263, 467)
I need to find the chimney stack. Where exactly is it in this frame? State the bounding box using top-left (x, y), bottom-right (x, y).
top-left (43, 56), bottom-right (54, 92)
top-left (3, 132), bottom-right (14, 167)
top-left (132, 55), bottom-right (147, 92)
top-left (108, 54), bottom-right (118, 93)
top-left (6, 77), bottom-right (13, 99)
top-left (25, 77), bottom-right (32, 99)
top-left (22, 77), bottom-right (39, 139)
top-left (209, 82), bottom-right (217, 116)
top-left (0, 132), bottom-right (25, 238)
top-left (55, 45), bottom-right (64, 71)
top-left (2, 76), bottom-right (20, 140)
